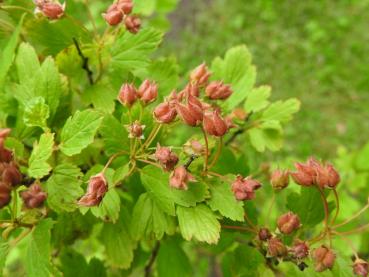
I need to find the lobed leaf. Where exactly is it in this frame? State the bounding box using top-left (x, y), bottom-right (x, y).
top-left (28, 133), bottom-right (54, 179)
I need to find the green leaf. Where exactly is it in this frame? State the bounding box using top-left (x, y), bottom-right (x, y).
top-left (157, 239), bottom-right (192, 277)
top-left (110, 28), bottom-right (163, 73)
top-left (25, 219), bottom-right (54, 277)
top-left (286, 187), bottom-right (327, 227)
top-left (60, 110), bottom-right (103, 156)
top-left (99, 115), bottom-right (129, 156)
top-left (0, 238), bottom-right (9, 276)
top-left (177, 204), bottom-right (221, 244)
top-left (140, 166), bottom-right (175, 216)
top-left (16, 42), bottom-right (41, 85)
top-left (24, 97), bottom-right (50, 129)
top-left (4, 137), bottom-right (24, 159)
top-left (133, 0), bottom-right (157, 16)
top-left (262, 98), bottom-right (300, 123)
top-left (170, 181), bottom-right (208, 208)
top-left (46, 164), bottom-right (83, 213)
top-left (248, 127), bottom-right (283, 152)
top-left (28, 133), bottom-right (54, 179)
top-left (82, 83), bottom-right (116, 114)
top-left (207, 180), bottom-right (244, 221)
top-left (244, 85), bottom-right (271, 112)
top-left (100, 210), bottom-right (135, 269)
top-left (131, 193), bottom-right (176, 240)
top-left (211, 45), bottom-right (256, 110)
top-left (355, 142), bottom-right (369, 171)
top-left (90, 188), bottom-right (121, 223)
top-left (0, 14), bottom-right (25, 86)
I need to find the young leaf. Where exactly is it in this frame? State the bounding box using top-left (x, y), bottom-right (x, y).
top-left (60, 110), bottom-right (103, 156)
top-left (207, 180), bottom-right (244, 221)
top-left (28, 133), bottom-right (54, 179)
top-left (25, 219), bottom-right (54, 277)
top-left (100, 210), bottom-right (135, 269)
top-left (46, 163), bottom-right (83, 213)
top-left (99, 115), bottom-right (129, 156)
top-left (177, 204), bottom-right (221, 244)
top-left (24, 97), bottom-right (50, 129)
top-left (262, 98), bottom-right (300, 123)
top-left (244, 85), bottom-right (271, 112)
top-left (16, 42), bottom-right (41, 85)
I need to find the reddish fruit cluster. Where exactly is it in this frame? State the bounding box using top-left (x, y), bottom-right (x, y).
top-left (270, 169), bottom-right (290, 190)
top-left (34, 0), bottom-right (65, 20)
top-left (291, 240), bottom-right (309, 259)
top-left (312, 245), bottom-right (336, 272)
top-left (291, 157), bottom-right (340, 189)
top-left (231, 175), bottom-right (261, 201)
top-left (126, 121), bottom-right (145, 139)
top-left (277, 212), bottom-right (301, 234)
top-left (78, 173), bottom-right (108, 207)
top-left (154, 144), bottom-right (179, 171)
top-left (268, 237), bottom-right (287, 257)
top-left (353, 259), bottom-right (369, 277)
top-left (20, 183), bottom-right (47, 209)
top-left (103, 0), bottom-right (141, 34)
top-left (169, 166), bottom-right (196, 190)
top-left (118, 80), bottom-right (158, 107)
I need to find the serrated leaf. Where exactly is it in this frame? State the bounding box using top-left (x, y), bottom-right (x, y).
top-left (25, 219), bottom-right (54, 277)
top-left (244, 85), bottom-right (271, 112)
top-left (207, 180), bottom-right (244, 221)
top-left (177, 204), bottom-right (220, 244)
top-left (170, 182), bottom-right (208, 207)
top-left (24, 97), bottom-right (50, 129)
top-left (131, 193), bottom-right (176, 240)
top-left (4, 137), bottom-right (24, 159)
top-left (28, 133), bottom-right (54, 179)
top-left (248, 127), bottom-right (283, 152)
top-left (60, 110), bottom-right (103, 156)
top-left (99, 115), bottom-right (129, 156)
top-left (262, 98), bottom-right (300, 123)
top-left (82, 83), bottom-right (116, 114)
top-left (100, 210), bottom-right (135, 269)
top-left (16, 42), bottom-right (41, 85)
top-left (46, 164), bottom-right (83, 213)
top-left (110, 28), bottom-right (163, 73)
top-left (90, 188), bottom-right (121, 223)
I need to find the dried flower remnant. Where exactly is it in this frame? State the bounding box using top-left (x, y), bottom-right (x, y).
top-left (277, 212), bottom-right (301, 234)
top-left (2, 163), bottom-right (22, 187)
top-left (169, 166), bottom-right (196, 190)
top-left (153, 101), bottom-right (177, 124)
top-left (203, 109), bottom-right (229, 137)
top-left (271, 169), bottom-right (289, 190)
top-left (291, 240), bottom-right (309, 259)
top-left (258, 228), bottom-right (272, 241)
top-left (183, 140), bottom-right (204, 156)
top-left (124, 15), bottom-right (141, 34)
top-left (205, 81), bottom-right (233, 100)
top-left (231, 175), bottom-right (261, 201)
top-left (312, 245), bottom-right (336, 272)
top-left (154, 144), bottom-right (179, 171)
top-left (20, 183), bottom-right (47, 209)
top-left (175, 93), bottom-right (203, 127)
top-left (78, 173), bottom-right (108, 207)
top-left (353, 259), bottom-right (369, 277)
top-left (268, 237), bottom-right (287, 258)
top-left (138, 80), bottom-right (158, 104)
top-left (126, 121), bottom-right (145, 139)
top-left (190, 63), bottom-right (211, 87)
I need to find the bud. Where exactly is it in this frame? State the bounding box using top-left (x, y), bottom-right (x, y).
top-left (117, 0), bottom-right (133, 15)
top-left (203, 109), bottom-right (229, 137)
top-left (20, 183), bottom-right (47, 209)
top-left (205, 81), bottom-right (233, 100)
top-left (190, 63), bottom-right (211, 87)
top-left (175, 93), bottom-right (203, 127)
top-left (268, 237), bottom-right (287, 257)
top-left (126, 121), bottom-right (145, 139)
top-left (0, 182), bottom-right (11, 209)
top-left (277, 212), bottom-right (300, 234)
top-left (138, 80), bottom-right (158, 104)
top-left (40, 2), bottom-right (65, 19)
top-left (154, 144), bottom-right (179, 171)
top-left (124, 15), bottom-right (141, 34)
top-left (2, 163), bottom-right (22, 187)
top-left (291, 240), bottom-right (309, 259)
top-left (231, 175), bottom-right (261, 201)
top-left (312, 245), bottom-right (336, 272)
top-left (271, 169), bottom-right (289, 190)
top-left (183, 140), bottom-right (204, 156)
top-left (103, 4), bottom-right (123, 26)
top-left (118, 83), bottom-right (137, 107)
top-left (169, 166), bottom-right (196, 190)
top-left (78, 173), bottom-right (108, 207)
top-left (353, 259), bottom-right (369, 277)
top-left (258, 228), bottom-right (272, 241)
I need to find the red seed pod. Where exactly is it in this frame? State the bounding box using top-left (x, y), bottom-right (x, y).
top-left (124, 15), bottom-right (141, 34)
top-left (179, 83), bottom-right (200, 98)
top-left (117, 0), bottom-right (133, 15)
top-left (271, 169), bottom-right (289, 190)
top-left (118, 83), bottom-right (137, 107)
top-left (41, 2), bottom-right (65, 19)
top-left (268, 237), bottom-right (287, 257)
top-left (103, 4), bottom-right (123, 26)
top-left (175, 93), bottom-right (203, 127)
top-left (258, 228), bottom-right (272, 241)
top-left (291, 240), bottom-right (309, 259)
top-left (353, 259), bottom-right (369, 277)
top-left (312, 245), bottom-right (336, 272)
top-left (126, 121), bottom-right (145, 139)
top-left (154, 144), bottom-right (179, 171)
top-left (291, 159), bottom-right (316, 186)
top-left (2, 162), bottom-right (22, 187)
top-left (277, 212), bottom-right (300, 234)
top-left (326, 163), bottom-right (340, 188)
top-left (205, 81), bottom-right (233, 100)
top-left (203, 109), bottom-right (228, 137)
top-left (0, 138), bottom-right (13, 163)
top-left (190, 63), bottom-right (211, 87)
top-left (78, 173), bottom-right (108, 207)
top-left (20, 183), bottom-right (47, 209)
top-left (0, 182), bottom-right (11, 209)
top-left (153, 101), bottom-right (177, 124)
top-left (169, 166), bottom-right (196, 190)
top-left (138, 80), bottom-right (158, 104)
top-left (231, 175), bottom-right (261, 201)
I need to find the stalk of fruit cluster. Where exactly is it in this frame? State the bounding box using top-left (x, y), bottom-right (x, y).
top-left (208, 137), bottom-right (222, 169)
top-left (330, 189), bottom-right (340, 225)
top-left (201, 126), bottom-right (209, 172)
top-left (333, 201), bottom-right (369, 228)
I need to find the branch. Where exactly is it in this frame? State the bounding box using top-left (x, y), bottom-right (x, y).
top-left (144, 241), bottom-right (160, 277)
top-left (184, 154), bottom-right (198, 170)
top-left (72, 37), bottom-right (94, 85)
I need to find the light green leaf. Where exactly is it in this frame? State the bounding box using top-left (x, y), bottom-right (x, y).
top-left (0, 238), bottom-right (9, 276)
top-left (355, 142), bottom-right (369, 171)
top-left (177, 204), bottom-right (220, 244)
top-left (24, 97), bottom-right (50, 129)
top-left (131, 193), bottom-right (176, 240)
top-left (16, 42), bottom-right (41, 85)
top-left (248, 127), bottom-right (283, 152)
top-left (110, 28), bottom-right (163, 73)
top-left (82, 83), bottom-right (116, 114)
top-left (91, 188), bottom-right (121, 223)
top-left (100, 210), bottom-right (135, 269)
top-left (25, 219), bottom-right (54, 277)
top-left (207, 180), bottom-right (244, 221)
top-left (170, 182), bottom-right (208, 208)
top-left (4, 137), bottom-right (24, 159)
top-left (46, 164), bottom-right (83, 213)
top-left (244, 85), bottom-right (271, 112)
top-left (0, 14), bottom-right (25, 86)
top-left (28, 133), bottom-right (54, 179)
top-left (262, 98), bottom-right (300, 123)
top-left (60, 110), bottom-right (103, 156)
top-left (133, 0), bottom-right (157, 16)
top-left (99, 115), bottom-right (129, 156)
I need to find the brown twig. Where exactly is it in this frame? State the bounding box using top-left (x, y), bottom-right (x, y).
top-left (72, 37), bottom-right (94, 85)
top-left (144, 241), bottom-right (160, 277)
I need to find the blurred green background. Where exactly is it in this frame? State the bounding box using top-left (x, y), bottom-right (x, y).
top-left (160, 0), bottom-right (369, 159)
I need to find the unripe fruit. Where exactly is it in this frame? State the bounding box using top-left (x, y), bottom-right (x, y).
top-left (117, 0), bottom-right (133, 15)
top-left (78, 173), bottom-right (108, 207)
top-left (231, 175), bottom-right (261, 201)
top-left (124, 15), bottom-right (141, 34)
top-left (353, 259), bottom-right (369, 277)
top-left (2, 163), bottom-right (22, 187)
top-left (271, 169), bottom-right (289, 190)
top-left (20, 183), bottom-right (47, 209)
top-left (127, 121), bottom-right (145, 139)
top-left (138, 80), bottom-right (158, 104)
top-left (104, 4), bottom-right (124, 26)
top-left (291, 240), bottom-right (309, 259)
top-left (118, 83), bottom-right (137, 107)
top-left (154, 144), bottom-right (179, 171)
top-left (153, 101), bottom-right (177, 124)
top-left (175, 93), bottom-right (203, 127)
top-left (258, 228), bottom-right (272, 241)
top-left (0, 182), bottom-right (11, 209)
top-left (205, 81), bottom-right (233, 100)
top-left (41, 2), bottom-right (65, 19)
top-left (203, 109), bottom-right (228, 137)
top-left (169, 166), bottom-right (196, 190)
top-left (268, 237), bottom-right (287, 257)
top-left (312, 245), bottom-right (336, 272)
top-left (277, 212), bottom-right (300, 234)
top-left (190, 63), bottom-right (211, 87)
